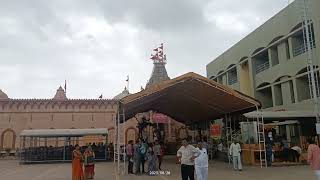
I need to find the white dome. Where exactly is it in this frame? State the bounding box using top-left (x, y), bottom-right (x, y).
top-left (113, 87), bottom-right (130, 100)
top-left (0, 89), bottom-right (9, 99)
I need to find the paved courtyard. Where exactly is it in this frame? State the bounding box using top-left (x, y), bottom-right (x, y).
top-left (0, 157), bottom-right (316, 180)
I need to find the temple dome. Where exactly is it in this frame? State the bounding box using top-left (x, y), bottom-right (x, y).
top-left (53, 86), bottom-right (67, 100)
top-left (0, 89), bottom-right (9, 99)
top-left (113, 87), bottom-right (130, 100)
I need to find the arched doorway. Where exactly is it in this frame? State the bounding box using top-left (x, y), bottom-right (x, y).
top-left (1, 129), bottom-right (16, 150)
top-left (125, 127), bottom-right (138, 143)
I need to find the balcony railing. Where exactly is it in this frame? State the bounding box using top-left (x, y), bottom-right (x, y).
top-left (256, 61), bottom-right (270, 74)
top-left (228, 76), bottom-right (238, 85)
top-left (293, 40), bottom-right (316, 57)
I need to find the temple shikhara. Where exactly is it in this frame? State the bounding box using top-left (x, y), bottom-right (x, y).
top-left (0, 44), bottom-right (189, 152)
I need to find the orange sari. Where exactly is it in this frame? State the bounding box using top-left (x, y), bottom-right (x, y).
top-left (72, 150), bottom-right (84, 180)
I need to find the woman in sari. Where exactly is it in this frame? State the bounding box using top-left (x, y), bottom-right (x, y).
top-left (72, 144), bottom-right (84, 180)
top-left (84, 146), bottom-right (95, 179)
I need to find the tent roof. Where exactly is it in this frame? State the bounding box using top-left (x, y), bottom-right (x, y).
top-left (120, 72), bottom-right (261, 123)
top-left (20, 128), bottom-right (108, 137)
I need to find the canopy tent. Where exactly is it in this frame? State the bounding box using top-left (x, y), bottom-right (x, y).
top-left (244, 110), bottom-right (317, 137)
top-left (19, 128), bottom-right (109, 164)
top-left (114, 72), bottom-right (264, 172)
top-left (119, 72), bottom-right (261, 123)
top-left (20, 128), bottom-right (108, 137)
top-left (244, 111), bottom-right (317, 121)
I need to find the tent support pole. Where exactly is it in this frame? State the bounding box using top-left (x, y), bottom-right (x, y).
top-left (117, 107), bottom-right (120, 174)
top-left (19, 136), bottom-right (22, 163)
top-left (246, 117), bottom-right (252, 166)
top-left (113, 111), bottom-right (116, 164)
top-left (63, 137), bottom-right (66, 161)
top-left (122, 107), bottom-right (126, 175)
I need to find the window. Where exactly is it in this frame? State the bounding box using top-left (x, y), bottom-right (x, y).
top-left (228, 68), bottom-right (238, 85)
top-left (253, 50), bottom-right (270, 74)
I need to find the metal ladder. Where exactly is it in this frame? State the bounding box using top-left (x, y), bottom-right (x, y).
top-left (256, 111), bottom-right (267, 168)
top-left (114, 107), bottom-right (126, 175)
top-left (225, 114), bottom-right (232, 146)
top-left (225, 114), bottom-right (233, 164)
top-left (298, 0), bottom-right (320, 121)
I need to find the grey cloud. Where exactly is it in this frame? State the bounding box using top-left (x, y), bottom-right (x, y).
top-left (0, 0), bottom-right (288, 99)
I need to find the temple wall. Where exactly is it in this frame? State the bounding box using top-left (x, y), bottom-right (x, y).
top-left (0, 100), bottom-right (190, 150)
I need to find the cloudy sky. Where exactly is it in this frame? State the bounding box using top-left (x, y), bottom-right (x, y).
top-left (0, 0), bottom-right (290, 99)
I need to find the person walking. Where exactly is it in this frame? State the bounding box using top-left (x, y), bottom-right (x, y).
top-left (195, 142), bottom-right (208, 180)
top-left (133, 139), bottom-right (141, 175)
top-left (229, 140), bottom-right (242, 171)
top-left (177, 139), bottom-right (200, 180)
top-left (307, 138), bottom-right (320, 180)
top-left (126, 140), bottom-right (134, 174)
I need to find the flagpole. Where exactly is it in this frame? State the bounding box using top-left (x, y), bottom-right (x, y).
top-left (64, 80), bottom-right (67, 96)
top-left (127, 75), bottom-right (129, 92)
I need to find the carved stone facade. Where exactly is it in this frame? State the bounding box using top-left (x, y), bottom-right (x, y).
top-left (0, 87), bottom-right (188, 150)
top-left (0, 87), bottom-right (139, 150)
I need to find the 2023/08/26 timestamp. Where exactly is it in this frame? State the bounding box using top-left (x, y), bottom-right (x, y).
top-left (149, 170), bottom-right (171, 176)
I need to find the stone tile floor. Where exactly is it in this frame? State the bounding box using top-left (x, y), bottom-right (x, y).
top-left (0, 157), bottom-right (316, 180)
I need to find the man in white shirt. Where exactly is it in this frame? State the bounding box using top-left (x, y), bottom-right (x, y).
top-left (229, 140), bottom-right (242, 171)
top-left (195, 142), bottom-right (208, 180)
top-left (290, 145), bottom-right (302, 162)
top-left (177, 139), bottom-right (200, 180)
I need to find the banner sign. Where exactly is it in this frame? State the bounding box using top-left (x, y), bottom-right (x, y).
top-left (152, 113), bottom-right (169, 123)
top-left (210, 124), bottom-right (221, 139)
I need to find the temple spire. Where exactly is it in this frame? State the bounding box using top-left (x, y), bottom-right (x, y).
top-left (146, 43), bottom-right (170, 88)
top-left (53, 86), bottom-right (67, 100)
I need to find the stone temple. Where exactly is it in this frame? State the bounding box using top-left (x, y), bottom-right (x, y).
top-left (0, 49), bottom-right (192, 152)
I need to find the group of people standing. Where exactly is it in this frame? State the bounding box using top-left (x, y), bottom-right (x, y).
top-left (72, 144), bottom-right (96, 180)
top-left (126, 139), bottom-right (164, 175)
top-left (177, 139), bottom-right (209, 180)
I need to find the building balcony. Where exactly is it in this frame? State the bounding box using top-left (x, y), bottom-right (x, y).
top-left (228, 77), bottom-right (238, 85)
top-left (293, 40), bottom-right (316, 57)
top-left (256, 61), bottom-right (270, 74)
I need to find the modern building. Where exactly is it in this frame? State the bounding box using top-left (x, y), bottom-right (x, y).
top-left (206, 0), bottom-right (320, 113)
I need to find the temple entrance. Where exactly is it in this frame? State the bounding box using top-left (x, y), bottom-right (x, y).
top-left (1, 128), bottom-right (16, 150)
top-left (125, 127), bottom-right (138, 143)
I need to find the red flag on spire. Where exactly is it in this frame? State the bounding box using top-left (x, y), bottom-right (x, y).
top-left (150, 55), bottom-right (158, 60)
top-left (159, 43), bottom-right (163, 50)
